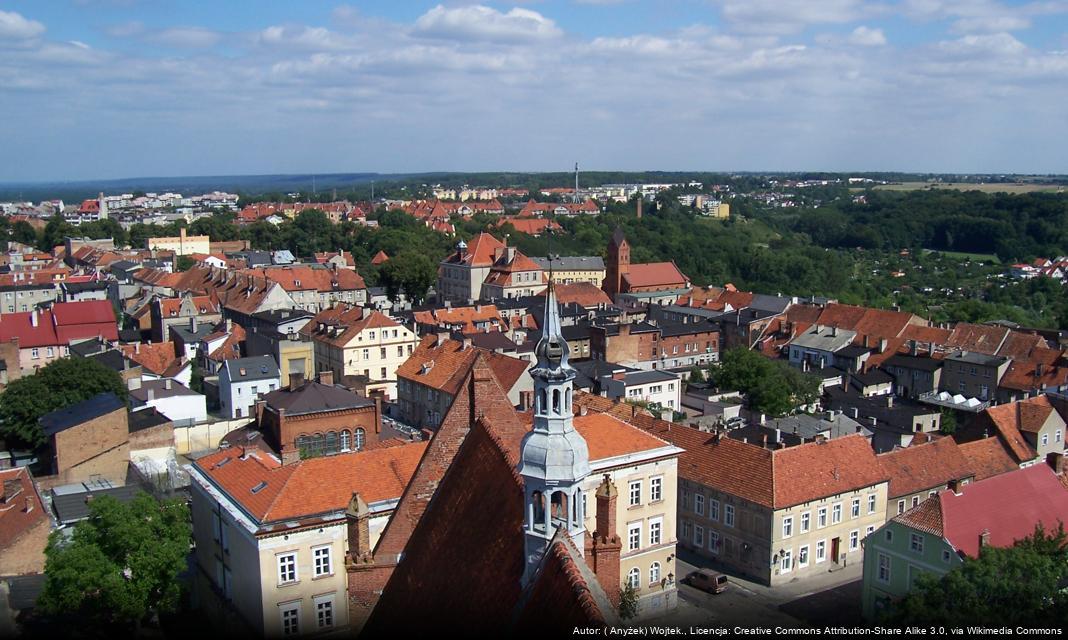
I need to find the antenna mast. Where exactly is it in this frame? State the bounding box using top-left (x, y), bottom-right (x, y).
top-left (574, 161), bottom-right (579, 203)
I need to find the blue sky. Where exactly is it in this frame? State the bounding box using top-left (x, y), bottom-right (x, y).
top-left (1, 1), bottom-right (1066, 181)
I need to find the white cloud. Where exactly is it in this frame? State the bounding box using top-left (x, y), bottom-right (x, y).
top-left (903, 0), bottom-right (1068, 32)
top-left (849, 25), bottom-right (887, 46)
top-left (715, 0), bottom-right (883, 34)
top-left (155, 27), bottom-right (223, 49)
top-left (413, 5), bottom-right (562, 42)
top-left (0, 10), bottom-right (45, 40)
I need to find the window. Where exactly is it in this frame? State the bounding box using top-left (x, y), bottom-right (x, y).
top-left (649, 518), bottom-right (662, 546)
top-left (650, 562), bottom-right (661, 585)
top-left (650, 477), bottom-right (663, 502)
top-left (313, 546), bottom-right (332, 577)
top-left (911, 496), bottom-right (920, 508)
top-left (681, 520), bottom-right (692, 541)
top-left (629, 480), bottom-right (642, 507)
top-left (627, 568), bottom-right (640, 589)
top-left (1057, 430), bottom-right (1063, 443)
top-left (910, 533), bottom-right (924, 554)
top-left (682, 489), bottom-right (691, 511)
top-left (897, 499), bottom-right (906, 515)
top-left (315, 596), bottom-right (334, 629)
top-left (31, 348), bottom-right (39, 359)
top-left (354, 428), bottom-right (366, 451)
top-left (800, 512), bottom-right (811, 533)
top-left (851, 498), bottom-right (860, 519)
top-left (849, 530), bottom-right (859, 551)
top-left (694, 525), bottom-right (704, 548)
top-left (708, 530), bottom-right (719, 555)
top-left (397, 345), bottom-right (404, 357)
top-left (885, 529), bottom-right (894, 543)
top-left (877, 554), bottom-right (891, 583)
top-left (694, 493), bottom-right (704, 516)
top-left (724, 504), bottom-right (735, 528)
top-left (798, 545), bottom-right (810, 568)
top-left (832, 503), bottom-right (842, 524)
top-left (817, 506), bottom-right (828, 528)
top-left (782, 516), bottom-right (794, 539)
top-left (340, 430), bottom-right (351, 452)
top-left (362, 348), bottom-right (369, 360)
top-left (816, 540), bottom-right (826, 563)
top-left (46, 347), bottom-right (54, 358)
top-left (280, 602), bottom-right (300, 636)
top-left (867, 494), bottom-right (877, 514)
top-left (1042, 434), bottom-right (1049, 446)
top-left (866, 525), bottom-right (875, 538)
top-left (380, 367), bottom-right (386, 379)
top-left (211, 511), bottom-right (221, 542)
top-left (628, 522), bottom-right (642, 550)
top-left (709, 499), bottom-right (720, 522)
top-left (942, 549), bottom-right (952, 563)
top-left (780, 549), bottom-right (792, 573)
top-left (277, 553), bottom-right (297, 584)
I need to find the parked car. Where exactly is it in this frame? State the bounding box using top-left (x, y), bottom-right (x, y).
top-left (684, 569), bottom-right (729, 594)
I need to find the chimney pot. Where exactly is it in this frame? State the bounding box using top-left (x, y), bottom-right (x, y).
top-left (318, 370), bottom-right (334, 387)
top-left (289, 372), bottom-right (304, 391)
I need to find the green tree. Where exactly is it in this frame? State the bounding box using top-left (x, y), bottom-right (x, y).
top-left (939, 408), bottom-right (958, 434)
top-left (0, 357), bottom-right (127, 449)
top-left (709, 348), bottom-right (820, 417)
top-left (175, 255), bottom-right (195, 272)
top-left (885, 525), bottom-right (1067, 626)
top-left (38, 492), bottom-right (191, 631)
top-left (378, 250), bottom-right (437, 304)
top-left (618, 583), bottom-right (639, 620)
top-left (688, 364), bottom-right (706, 384)
top-left (10, 220), bottom-right (38, 246)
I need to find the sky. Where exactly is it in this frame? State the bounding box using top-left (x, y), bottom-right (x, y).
top-left (1, 0), bottom-right (1066, 182)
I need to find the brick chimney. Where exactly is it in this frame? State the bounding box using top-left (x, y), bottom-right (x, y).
top-left (1047, 451), bottom-right (1065, 475)
top-left (289, 372), bottom-right (304, 392)
top-left (318, 370), bottom-right (334, 387)
top-left (979, 529), bottom-right (990, 549)
top-left (345, 493), bottom-right (374, 566)
top-left (589, 474), bottom-right (623, 607)
top-left (948, 478), bottom-right (963, 495)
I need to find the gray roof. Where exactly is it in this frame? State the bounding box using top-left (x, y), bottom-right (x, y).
top-left (39, 392), bottom-right (125, 437)
top-left (749, 293), bottom-right (793, 314)
top-left (531, 256), bottom-right (605, 271)
top-left (109, 260), bottom-right (142, 272)
top-left (883, 354), bottom-right (943, 372)
top-left (170, 325), bottom-right (216, 343)
top-left (68, 337), bottom-right (110, 357)
top-left (128, 406), bottom-right (171, 432)
top-left (622, 370), bottom-right (679, 385)
top-left (51, 484), bottom-right (141, 524)
top-left (223, 355), bottom-right (280, 382)
top-left (945, 351), bottom-right (1007, 367)
top-left (263, 380), bottom-right (373, 416)
top-left (251, 308), bottom-right (314, 325)
top-left (790, 325), bottom-right (857, 352)
top-left (130, 379), bottom-right (201, 402)
top-left (835, 345), bottom-right (871, 358)
top-left (62, 281), bottom-right (109, 293)
top-left (86, 349), bottom-right (130, 372)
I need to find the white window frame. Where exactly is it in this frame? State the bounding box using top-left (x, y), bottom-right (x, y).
top-left (910, 533), bottom-right (924, 554)
top-left (709, 498), bottom-right (720, 522)
top-left (817, 506), bottom-right (828, 528)
top-left (694, 525), bottom-right (704, 548)
top-left (877, 553), bottom-right (891, 583)
top-left (724, 504), bottom-right (735, 528)
top-left (800, 511), bottom-right (810, 533)
top-left (313, 545), bottom-right (332, 577)
top-left (849, 530), bottom-right (859, 551)
top-left (648, 517), bottom-right (663, 546)
top-left (815, 539), bottom-right (826, 563)
top-left (780, 549), bottom-right (792, 574)
top-left (649, 562), bottom-right (661, 585)
top-left (314, 593), bottom-right (335, 629)
top-left (831, 502), bottom-right (842, 524)
top-left (629, 480), bottom-right (642, 507)
top-left (782, 516), bottom-right (793, 539)
top-left (708, 530), bottom-right (720, 555)
top-left (694, 493), bottom-right (705, 516)
top-left (279, 600), bottom-right (301, 636)
top-left (650, 476), bottom-right (663, 502)
top-left (798, 544), bottom-right (810, 568)
top-left (627, 567), bottom-right (641, 589)
top-left (277, 552), bottom-right (298, 585)
top-left (851, 497), bottom-right (861, 519)
top-left (867, 494), bottom-right (877, 514)
top-left (628, 522), bottom-right (642, 551)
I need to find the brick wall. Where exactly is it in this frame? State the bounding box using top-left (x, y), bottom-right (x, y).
top-left (51, 407), bottom-right (129, 483)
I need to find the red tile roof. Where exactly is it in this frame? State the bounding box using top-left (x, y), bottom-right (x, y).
top-left (908, 464), bottom-right (1068, 558)
top-left (945, 323), bottom-right (1010, 355)
top-left (495, 217), bottom-right (563, 235)
top-left (412, 305), bottom-right (506, 334)
top-left (157, 295), bottom-right (218, 317)
top-left (244, 265), bottom-right (366, 293)
top-left (371, 250), bottom-right (390, 265)
top-left (300, 307), bottom-right (400, 349)
top-left (441, 232), bottom-right (505, 267)
top-left (0, 467), bottom-right (48, 550)
top-left (957, 437), bottom-right (1020, 481)
top-left (397, 336), bottom-right (529, 396)
top-left (877, 437), bottom-right (975, 499)
top-left (194, 440), bottom-right (426, 524)
top-left (623, 262), bottom-right (689, 290)
top-left (981, 398), bottom-right (1048, 462)
top-left (0, 301), bottom-right (118, 348)
top-left (120, 341), bottom-right (181, 376)
top-left (538, 282), bottom-right (612, 308)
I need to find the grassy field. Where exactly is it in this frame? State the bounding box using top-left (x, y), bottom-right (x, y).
top-left (868, 182), bottom-right (1066, 194)
top-left (921, 248), bottom-right (1001, 264)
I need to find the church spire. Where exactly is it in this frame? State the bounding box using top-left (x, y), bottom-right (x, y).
top-left (518, 277), bottom-right (591, 585)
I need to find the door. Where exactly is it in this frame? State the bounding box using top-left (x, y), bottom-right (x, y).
top-left (831, 537), bottom-right (841, 564)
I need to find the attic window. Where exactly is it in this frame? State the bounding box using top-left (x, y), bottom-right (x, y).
top-left (420, 361), bottom-right (434, 375)
top-left (251, 481), bottom-right (268, 494)
top-left (239, 368), bottom-right (247, 376)
top-left (214, 457), bottom-right (231, 469)
top-left (261, 365), bottom-right (268, 374)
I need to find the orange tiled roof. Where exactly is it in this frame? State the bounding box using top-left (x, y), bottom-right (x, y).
top-left (539, 282), bottom-right (612, 308)
top-left (371, 250), bottom-right (390, 265)
top-left (945, 323), bottom-right (1009, 356)
top-left (495, 218), bottom-right (563, 235)
top-left (957, 437), bottom-right (1020, 481)
top-left (877, 437), bottom-right (975, 499)
top-left (894, 495), bottom-right (944, 537)
top-left (441, 232), bottom-right (505, 267)
top-left (195, 441), bottom-right (426, 523)
top-left (206, 323), bottom-right (246, 362)
top-left (244, 265), bottom-right (366, 292)
top-left (0, 467), bottom-right (48, 549)
top-left (996, 331), bottom-right (1048, 360)
top-left (300, 307), bottom-right (401, 349)
top-left (157, 295), bottom-right (218, 317)
top-left (999, 350), bottom-right (1068, 392)
top-left (623, 262), bottom-right (689, 289)
top-left (397, 336), bottom-right (529, 396)
top-left (571, 412), bottom-right (673, 461)
top-left (412, 305), bottom-right (505, 334)
top-left (981, 399), bottom-right (1042, 462)
top-left (120, 341), bottom-right (181, 376)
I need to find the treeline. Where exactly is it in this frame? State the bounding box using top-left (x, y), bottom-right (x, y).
top-left (776, 189), bottom-right (1068, 261)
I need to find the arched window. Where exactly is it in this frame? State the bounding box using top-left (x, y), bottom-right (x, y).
top-left (354, 428), bottom-right (366, 451)
top-left (340, 430), bottom-right (351, 452)
top-left (552, 389), bottom-right (561, 414)
top-left (296, 435), bottom-right (310, 458)
top-left (539, 389), bottom-right (547, 414)
top-left (325, 431), bottom-right (339, 455)
top-left (650, 562), bottom-right (661, 584)
top-left (551, 491), bottom-right (568, 522)
top-left (627, 567), bottom-right (641, 589)
top-left (565, 388), bottom-right (572, 412)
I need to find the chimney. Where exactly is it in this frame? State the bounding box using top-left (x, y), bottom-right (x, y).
top-left (30, 309), bottom-right (38, 327)
top-left (830, 325), bottom-right (838, 337)
top-left (289, 372), bottom-right (304, 391)
top-left (191, 315), bottom-right (198, 333)
top-left (863, 334), bottom-right (870, 348)
top-left (948, 478), bottom-right (963, 495)
top-left (979, 530), bottom-right (990, 549)
top-left (345, 493), bottom-right (374, 565)
top-left (850, 407), bottom-right (860, 419)
top-left (879, 339), bottom-right (888, 353)
top-left (886, 395), bottom-right (894, 408)
top-left (436, 332), bottom-right (449, 347)
top-left (165, 379), bottom-right (172, 390)
top-left (1047, 452), bottom-right (1065, 475)
top-left (590, 475), bottom-right (623, 607)
top-left (318, 370), bottom-right (334, 387)
top-left (579, 404), bottom-right (589, 416)
top-left (910, 340), bottom-right (918, 356)
top-left (24, 495), bottom-right (33, 513)
top-left (147, 388), bottom-right (155, 402)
